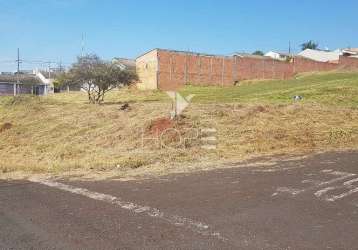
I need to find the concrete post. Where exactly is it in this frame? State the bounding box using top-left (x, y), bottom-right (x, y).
top-left (210, 57), bottom-right (213, 81)
top-left (221, 58), bottom-right (225, 87)
top-left (198, 56), bottom-right (201, 84)
top-left (233, 56), bottom-right (238, 82)
top-left (184, 54), bottom-right (188, 84)
top-left (169, 54), bottom-right (173, 81)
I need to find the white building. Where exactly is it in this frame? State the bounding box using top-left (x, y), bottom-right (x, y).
top-left (298, 49), bottom-right (341, 63)
top-left (340, 48), bottom-right (358, 57)
top-left (265, 51), bottom-right (292, 61)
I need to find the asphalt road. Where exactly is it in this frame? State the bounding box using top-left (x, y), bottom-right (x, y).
top-left (1, 151), bottom-right (358, 250)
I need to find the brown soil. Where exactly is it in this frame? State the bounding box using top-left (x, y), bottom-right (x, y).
top-left (0, 123), bottom-right (12, 133)
top-left (148, 117), bottom-right (174, 136)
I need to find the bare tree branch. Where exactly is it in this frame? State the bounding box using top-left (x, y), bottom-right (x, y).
top-left (54, 54), bottom-right (138, 104)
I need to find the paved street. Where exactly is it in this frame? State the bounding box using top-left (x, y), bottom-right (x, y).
top-left (1, 151), bottom-right (358, 249)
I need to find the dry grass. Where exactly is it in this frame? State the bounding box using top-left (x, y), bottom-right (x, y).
top-left (1, 72), bottom-right (358, 178)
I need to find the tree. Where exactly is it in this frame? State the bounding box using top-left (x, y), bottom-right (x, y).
top-left (301, 40), bottom-right (319, 51)
top-left (53, 72), bottom-right (75, 92)
top-left (56, 54), bottom-right (138, 104)
top-left (252, 50), bottom-right (264, 56)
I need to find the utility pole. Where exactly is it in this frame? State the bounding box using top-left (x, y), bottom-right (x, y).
top-left (14, 48), bottom-right (22, 96)
top-left (42, 61), bottom-right (56, 78)
top-left (289, 41), bottom-right (291, 55)
top-left (48, 62), bottom-right (51, 78)
top-left (17, 48), bottom-right (20, 73)
top-left (81, 33), bottom-right (85, 57)
top-left (59, 60), bottom-right (63, 72)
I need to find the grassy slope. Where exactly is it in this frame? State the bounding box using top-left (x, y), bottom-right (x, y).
top-left (181, 72), bottom-right (358, 107)
top-left (0, 71), bottom-right (358, 175)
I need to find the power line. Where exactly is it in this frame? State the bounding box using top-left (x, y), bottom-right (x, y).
top-left (0, 60), bottom-right (16, 63)
top-left (0, 50), bottom-right (72, 73)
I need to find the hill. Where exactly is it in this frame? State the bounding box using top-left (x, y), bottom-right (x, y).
top-left (1, 71), bottom-right (358, 178)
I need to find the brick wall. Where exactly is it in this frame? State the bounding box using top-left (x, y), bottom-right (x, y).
top-left (156, 50), bottom-right (342, 89)
top-left (339, 56), bottom-right (358, 70)
top-left (137, 49), bottom-right (357, 90)
top-left (293, 57), bottom-right (339, 73)
top-left (235, 56), bottom-right (294, 81)
top-left (157, 50), bottom-right (237, 90)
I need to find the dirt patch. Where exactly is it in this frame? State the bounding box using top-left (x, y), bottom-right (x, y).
top-left (148, 117), bottom-right (174, 136)
top-left (252, 105), bottom-right (267, 113)
top-left (0, 123), bottom-right (12, 133)
top-left (119, 103), bottom-right (131, 111)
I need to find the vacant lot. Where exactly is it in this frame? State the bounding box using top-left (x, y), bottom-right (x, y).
top-left (1, 72), bottom-right (358, 178)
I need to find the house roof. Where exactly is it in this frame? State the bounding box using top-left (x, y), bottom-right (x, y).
top-left (233, 52), bottom-right (268, 59)
top-left (112, 58), bottom-right (136, 69)
top-left (341, 48), bottom-right (358, 56)
top-left (0, 74), bottom-right (41, 84)
top-left (298, 49), bottom-right (340, 63)
top-left (38, 70), bottom-right (61, 79)
top-left (265, 51), bottom-right (292, 57)
top-left (343, 48), bottom-right (358, 53)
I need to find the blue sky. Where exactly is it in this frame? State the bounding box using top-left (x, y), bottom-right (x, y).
top-left (0, 0), bottom-right (357, 71)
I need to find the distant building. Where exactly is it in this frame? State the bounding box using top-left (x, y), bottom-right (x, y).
top-left (1, 72), bottom-right (13, 75)
top-left (340, 48), bottom-right (358, 57)
top-left (18, 69), bottom-right (35, 75)
top-left (232, 52), bottom-right (267, 59)
top-left (0, 70), bottom-right (54, 96)
top-left (264, 51), bottom-right (292, 61)
top-left (298, 49), bottom-right (341, 63)
top-left (112, 58), bottom-right (136, 71)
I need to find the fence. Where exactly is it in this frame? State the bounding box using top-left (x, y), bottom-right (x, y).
top-left (155, 49), bottom-right (350, 89)
top-left (339, 56), bottom-right (358, 70)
